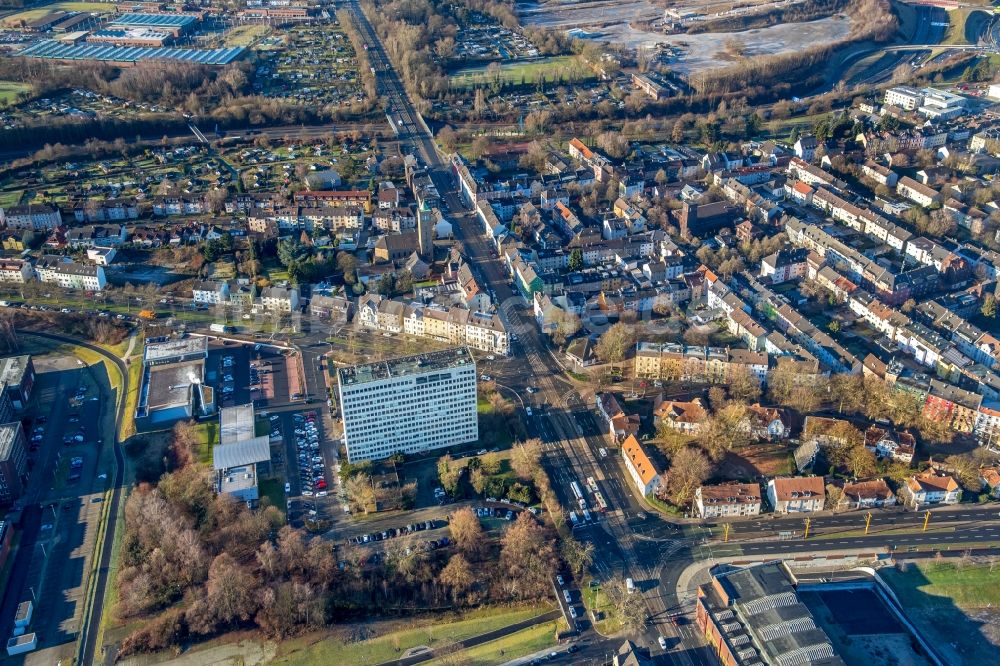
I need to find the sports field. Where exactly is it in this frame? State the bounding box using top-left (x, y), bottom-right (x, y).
top-left (2, 2), bottom-right (115, 26)
top-left (0, 81), bottom-right (29, 105)
top-left (450, 56), bottom-right (596, 89)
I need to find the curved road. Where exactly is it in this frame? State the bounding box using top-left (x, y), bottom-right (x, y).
top-left (18, 330), bottom-right (128, 666)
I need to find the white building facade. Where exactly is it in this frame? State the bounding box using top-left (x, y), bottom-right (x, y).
top-left (337, 348), bottom-right (479, 462)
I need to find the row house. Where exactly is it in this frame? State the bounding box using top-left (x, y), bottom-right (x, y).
top-left (65, 224), bottom-right (127, 249)
top-left (71, 198), bottom-right (139, 223)
top-left (695, 483), bottom-right (762, 519)
top-left (292, 190), bottom-right (372, 214)
top-left (904, 236), bottom-right (970, 280)
top-left (152, 196), bottom-right (205, 216)
top-left (923, 378), bottom-right (982, 433)
top-left (372, 206), bottom-right (416, 233)
top-left (357, 294), bottom-right (509, 355)
top-left (0, 204), bottom-right (62, 230)
top-left (786, 157), bottom-right (839, 188)
top-left (225, 192), bottom-right (283, 215)
top-left (634, 342), bottom-right (769, 385)
top-left (760, 248), bottom-right (808, 284)
top-left (860, 160), bottom-right (898, 187)
top-left (621, 434), bottom-right (661, 497)
top-left (721, 178), bottom-right (782, 224)
top-left (897, 176), bottom-right (941, 207)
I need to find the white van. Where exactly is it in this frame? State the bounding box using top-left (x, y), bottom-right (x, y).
top-left (626, 578), bottom-right (635, 594)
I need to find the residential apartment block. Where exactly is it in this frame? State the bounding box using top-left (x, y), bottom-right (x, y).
top-left (34, 256), bottom-right (106, 291)
top-left (695, 483), bottom-right (762, 519)
top-left (634, 342), bottom-right (768, 384)
top-left (357, 294), bottom-right (509, 355)
top-left (336, 348), bottom-right (478, 463)
top-left (766, 476), bottom-right (825, 513)
top-left (0, 422), bottom-right (27, 504)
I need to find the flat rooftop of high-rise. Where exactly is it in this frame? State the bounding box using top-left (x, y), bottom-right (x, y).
top-left (338, 347), bottom-right (474, 387)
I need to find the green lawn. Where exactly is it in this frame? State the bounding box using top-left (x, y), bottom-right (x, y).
top-left (582, 581), bottom-right (623, 634)
top-left (273, 604), bottom-right (554, 665)
top-left (0, 81), bottom-right (29, 105)
top-left (258, 478), bottom-right (286, 519)
top-left (224, 23), bottom-right (270, 47)
top-left (450, 56), bottom-right (595, 88)
top-left (193, 422), bottom-right (218, 466)
top-left (882, 561), bottom-right (1000, 608)
top-left (427, 620), bottom-right (560, 665)
top-left (0, 190), bottom-right (21, 208)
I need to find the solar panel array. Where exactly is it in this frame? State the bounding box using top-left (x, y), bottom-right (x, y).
top-left (19, 40), bottom-right (245, 65)
top-left (110, 13), bottom-right (198, 28)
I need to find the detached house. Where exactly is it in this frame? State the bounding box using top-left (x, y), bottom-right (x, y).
top-left (838, 479), bottom-right (897, 510)
top-left (904, 470), bottom-right (961, 507)
top-left (653, 397), bottom-right (707, 434)
top-left (767, 476), bottom-right (825, 513)
top-left (864, 426), bottom-right (916, 463)
top-left (745, 404), bottom-right (790, 441)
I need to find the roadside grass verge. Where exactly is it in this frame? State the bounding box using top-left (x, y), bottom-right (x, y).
top-left (273, 604), bottom-right (554, 665)
top-left (427, 620), bottom-right (561, 665)
top-left (582, 581), bottom-right (623, 635)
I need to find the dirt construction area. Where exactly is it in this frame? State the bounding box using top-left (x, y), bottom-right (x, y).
top-left (518, 0), bottom-right (853, 72)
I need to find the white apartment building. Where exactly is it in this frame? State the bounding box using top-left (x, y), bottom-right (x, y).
top-left (337, 348), bottom-right (478, 462)
top-left (884, 86), bottom-right (923, 111)
top-left (357, 295), bottom-right (509, 355)
top-left (695, 483), bottom-right (762, 519)
top-left (0, 204), bottom-right (62, 230)
top-left (34, 256), bottom-right (106, 291)
top-left (192, 280), bottom-right (230, 305)
top-left (0, 260), bottom-right (34, 284)
top-left (259, 286), bottom-right (300, 313)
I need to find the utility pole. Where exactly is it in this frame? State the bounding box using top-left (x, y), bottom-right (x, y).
top-left (723, 523), bottom-right (731, 543)
top-left (865, 511), bottom-right (873, 535)
top-left (803, 517), bottom-right (811, 539)
top-left (923, 509), bottom-right (932, 532)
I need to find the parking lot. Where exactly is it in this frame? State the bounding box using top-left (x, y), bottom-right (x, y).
top-left (0, 348), bottom-right (115, 661)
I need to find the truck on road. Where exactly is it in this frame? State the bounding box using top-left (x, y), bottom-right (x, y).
top-left (210, 323), bottom-right (235, 334)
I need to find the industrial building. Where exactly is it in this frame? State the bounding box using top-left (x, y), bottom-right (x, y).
top-left (18, 40), bottom-right (245, 66)
top-left (337, 347), bottom-right (478, 463)
top-left (213, 404), bottom-right (271, 504)
top-left (696, 562), bottom-right (845, 666)
top-left (137, 337), bottom-right (214, 425)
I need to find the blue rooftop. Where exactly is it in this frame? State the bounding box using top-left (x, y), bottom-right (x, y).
top-left (110, 13), bottom-right (198, 28)
top-left (19, 40), bottom-right (245, 66)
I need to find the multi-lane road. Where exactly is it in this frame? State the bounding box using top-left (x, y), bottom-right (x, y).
top-left (338, 3), bottom-right (1000, 663)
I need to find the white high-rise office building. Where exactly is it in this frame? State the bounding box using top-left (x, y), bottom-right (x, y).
top-left (337, 347), bottom-right (478, 462)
